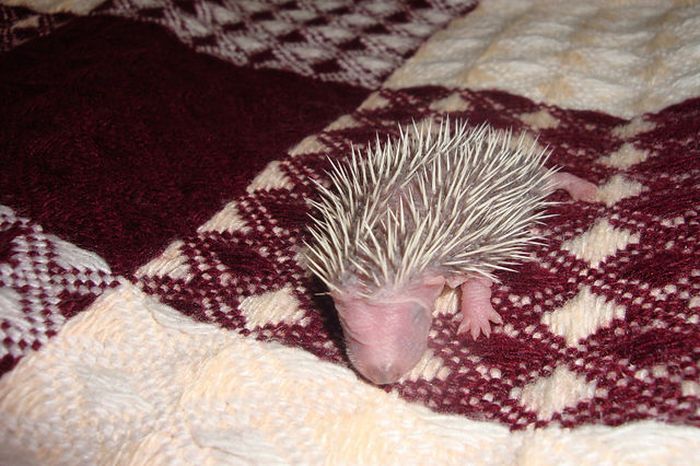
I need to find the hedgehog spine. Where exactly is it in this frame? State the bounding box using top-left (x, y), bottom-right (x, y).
top-left (305, 118), bottom-right (559, 298)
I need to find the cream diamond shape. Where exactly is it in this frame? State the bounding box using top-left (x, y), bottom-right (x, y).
top-left (518, 109), bottom-right (559, 130)
top-left (356, 55), bottom-right (393, 74)
top-left (429, 92), bottom-right (471, 112)
top-left (507, 131), bottom-right (542, 154)
top-left (292, 46), bottom-right (326, 61)
top-left (231, 36), bottom-right (265, 54)
top-left (400, 350), bottom-right (451, 383)
top-left (611, 118), bottom-right (655, 139)
top-left (289, 134), bottom-right (329, 157)
top-left (327, 115), bottom-right (361, 131)
top-left (517, 366), bottom-right (597, 420)
top-left (542, 286), bottom-right (626, 346)
top-left (597, 175), bottom-right (646, 207)
top-left (247, 161), bottom-right (293, 192)
top-left (598, 143), bottom-right (649, 169)
top-left (135, 240), bottom-right (191, 281)
top-left (561, 218), bottom-right (640, 268)
top-left (49, 235), bottom-right (112, 274)
top-left (358, 92), bottom-right (389, 111)
top-left (14, 16), bottom-right (40, 29)
top-left (682, 381), bottom-right (700, 397)
top-left (198, 201), bottom-right (249, 234)
top-left (240, 286), bottom-right (306, 331)
top-left (315, 25), bottom-right (353, 42)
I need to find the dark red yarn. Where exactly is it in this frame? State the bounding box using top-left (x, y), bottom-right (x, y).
top-left (137, 86), bottom-right (700, 430)
top-left (0, 3), bottom-right (698, 433)
top-left (0, 16), bottom-right (368, 275)
top-left (0, 207), bottom-right (119, 376)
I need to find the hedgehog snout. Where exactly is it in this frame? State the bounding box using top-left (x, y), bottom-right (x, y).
top-left (346, 331), bottom-right (428, 386)
top-left (362, 362), bottom-right (406, 386)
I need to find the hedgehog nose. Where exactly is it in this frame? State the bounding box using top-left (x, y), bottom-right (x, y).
top-left (363, 363), bottom-right (403, 385)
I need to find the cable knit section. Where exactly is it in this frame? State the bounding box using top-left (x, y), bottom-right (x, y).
top-left (385, 0), bottom-right (700, 118)
top-left (0, 282), bottom-right (698, 465)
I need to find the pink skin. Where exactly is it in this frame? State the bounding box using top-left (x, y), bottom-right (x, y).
top-left (456, 276), bottom-right (502, 339)
top-left (551, 172), bottom-right (598, 202)
top-left (332, 276), bottom-right (444, 385)
top-left (335, 172), bottom-right (597, 385)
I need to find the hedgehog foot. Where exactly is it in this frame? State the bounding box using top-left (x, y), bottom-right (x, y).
top-left (457, 277), bottom-right (502, 340)
top-left (552, 172), bottom-right (598, 202)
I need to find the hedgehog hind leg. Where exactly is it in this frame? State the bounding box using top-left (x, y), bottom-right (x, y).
top-left (551, 172), bottom-right (598, 202)
top-left (457, 276), bottom-right (502, 340)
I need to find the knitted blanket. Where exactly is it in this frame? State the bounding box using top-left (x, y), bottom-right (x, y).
top-left (1, 0), bottom-right (699, 464)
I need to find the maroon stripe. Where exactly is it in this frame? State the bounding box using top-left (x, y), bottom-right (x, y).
top-left (0, 16), bottom-right (368, 275)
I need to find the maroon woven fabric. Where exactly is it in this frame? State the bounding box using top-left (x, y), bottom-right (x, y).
top-left (0, 1), bottom-right (471, 379)
top-left (136, 87), bottom-right (700, 429)
top-left (0, 206), bottom-right (118, 374)
top-left (0, 0), bottom-right (698, 434)
top-left (94, 0), bottom-right (476, 88)
top-left (0, 14), bottom-right (368, 373)
top-left (0, 16), bottom-right (368, 276)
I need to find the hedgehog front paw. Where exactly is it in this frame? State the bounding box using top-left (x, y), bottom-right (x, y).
top-left (457, 276), bottom-right (502, 340)
top-left (458, 305), bottom-right (502, 340)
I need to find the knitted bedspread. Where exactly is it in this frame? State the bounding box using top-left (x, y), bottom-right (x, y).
top-left (1, 0), bottom-right (699, 464)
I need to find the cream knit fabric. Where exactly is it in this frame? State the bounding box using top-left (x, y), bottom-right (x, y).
top-left (385, 0), bottom-right (700, 118)
top-left (1, 1), bottom-right (699, 464)
top-left (1, 282), bottom-right (698, 465)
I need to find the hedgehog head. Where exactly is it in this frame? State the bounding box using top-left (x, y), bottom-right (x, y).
top-left (331, 277), bottom-right (443, 385)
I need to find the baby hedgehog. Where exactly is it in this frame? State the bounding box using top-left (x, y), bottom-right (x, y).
top-left (305, 119), bottom-right (597, 385)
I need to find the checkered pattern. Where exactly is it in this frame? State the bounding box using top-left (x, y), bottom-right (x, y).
top-left (95, 0), bottom-right (476, 88)
top-left (1, 3), bottom-right (698, 460)
top-left (135, 188), bottom-right (347, 361)
top-left (135, 87), bottom-right (700, 429)
top-left (0, 205), bottom-right (118, 372)
top-left (0, 4), bottom-right (71, 52)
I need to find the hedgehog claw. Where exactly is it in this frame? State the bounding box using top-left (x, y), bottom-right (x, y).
top-left (458, 314), bottom-right (497, 339)
top-left (457, 306), bottom-right (501, 339)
